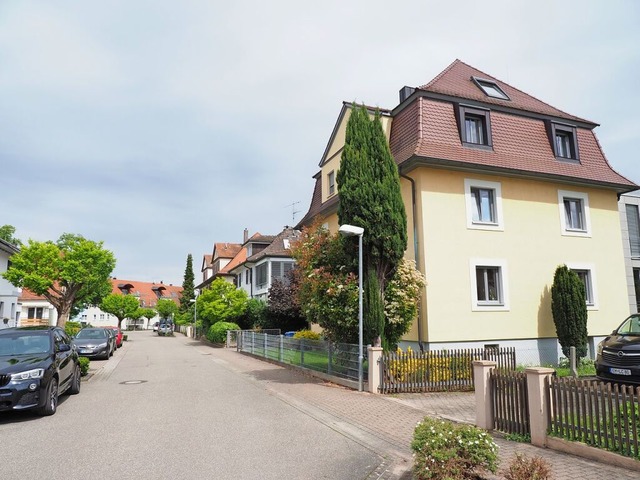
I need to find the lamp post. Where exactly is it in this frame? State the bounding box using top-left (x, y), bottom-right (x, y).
top-left (338, 224), bottom-right (365, 392)
top-left (189, 290), bottom-right (199, 339)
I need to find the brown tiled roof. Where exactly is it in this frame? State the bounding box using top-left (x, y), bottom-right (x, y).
top-left (201, 254), bottom-right (213, 271)
top-left (391, 96), bottom-right (636, 190)
top-left (221, 247), bottom-right (247, 274)
top-left (19, 288), bottom-right (48, 301)
top-left (417, 59), bottom-right (594, 124)
top-left (246, 227), bottom-right (299, 263)
top-left (245, 232), bottom-right (276, 245)
top-left (214, 243), bottom-right (241, 259)
top-left (110, 278), bottom-right (182, 308)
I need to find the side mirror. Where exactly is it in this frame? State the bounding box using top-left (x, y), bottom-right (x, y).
top-left (57, 343), bottom-right (71, 353)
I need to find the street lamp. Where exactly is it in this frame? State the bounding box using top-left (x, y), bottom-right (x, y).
top-left (338, 224), bottom-right (365, 392)
top-left (189, 290), bottom-right (199, 339)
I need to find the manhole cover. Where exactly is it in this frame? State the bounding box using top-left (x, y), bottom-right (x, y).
top-left (120, 380), bottom-right (148, 385)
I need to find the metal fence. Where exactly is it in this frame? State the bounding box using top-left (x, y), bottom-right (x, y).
top-left (491, 369), bottom-right (530, 436)
top-left (548, 377), bottom-right (640, 458)
top-left (380, 347), bottom-right (516, 393)
top-left (235, 331), bottom-right (366, 383)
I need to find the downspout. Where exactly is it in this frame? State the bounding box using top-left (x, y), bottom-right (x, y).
top-left (399, 171), bottom-right (424, 352)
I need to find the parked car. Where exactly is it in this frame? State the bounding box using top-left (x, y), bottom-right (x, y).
top-left (153, 322), bottom-right (159, 332)
top-left (0, 326), bottom-right (81, 416)
top-left (106, 326), bottom-right (123, 348)
top-left (73, 328), bottom-right (113, 360)
top-left (104, 328), bottom-right (117, 355)
top-left (157, 320), bottom-right (173, 336)
top-left (596, 313), bottom-right (640, 384)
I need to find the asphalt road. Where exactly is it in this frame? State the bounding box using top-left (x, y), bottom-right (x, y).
top-left (0, 331), bottom-right (383, 480)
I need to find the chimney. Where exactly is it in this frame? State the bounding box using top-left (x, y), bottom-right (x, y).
top-left (243, 228), bottom-right (249, 243)
top-left (399, 86), bottom-right (415, 103)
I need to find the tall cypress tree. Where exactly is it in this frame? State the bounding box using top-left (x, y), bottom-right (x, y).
top-left (551, 265), bottom-right (588, 358)
top-left (337, 104), bottom-right (408, 345)
top-left (180, 253), bottom-right (195, 313)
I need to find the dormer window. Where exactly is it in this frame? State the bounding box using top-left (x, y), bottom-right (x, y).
top-left (472, 77), bottom-right (510, 100)
top-left (457, 105), bottom-right (492, 148)
top-left (549, 122), bottom-right (579, 162)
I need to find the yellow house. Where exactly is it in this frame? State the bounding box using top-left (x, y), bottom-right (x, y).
top-left (298, 60), bottom-right (638, 364)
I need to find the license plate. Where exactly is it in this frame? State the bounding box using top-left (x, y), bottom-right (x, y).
top-left (79, 349), bottom-right (91, 354)
top-left (610, 367), bottom-right (632, 376)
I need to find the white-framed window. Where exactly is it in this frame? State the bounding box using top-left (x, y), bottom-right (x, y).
top-left (464, 179), bottom-right (504, 231)
top-left (558, 190), bottom-right (591, 237)
top-left (626, 204), bottom-right (640, 258)
top-left (566, 262), bottom-right (598, 309)
top-left (256, 263), bottom-right (268, 289)
top-left (328, 170), bottom-right (336, 196)
top-left (469, 259), bottom-right (509, 311)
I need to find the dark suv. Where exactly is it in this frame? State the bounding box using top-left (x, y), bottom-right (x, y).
top-left (0, 326), bottom-right (81, 416)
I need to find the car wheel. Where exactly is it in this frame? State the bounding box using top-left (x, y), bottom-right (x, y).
top-left (37, 378), bottom-right (58, 416)
top-left (69, 365), bottom-right (81, 395)
top-left (101, 349), bottom-right (110, 360)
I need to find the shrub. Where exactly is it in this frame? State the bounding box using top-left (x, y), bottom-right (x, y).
top-left (411, 417), bottom-right (498, 480)
top-left (502, 453), bottom-right (552, 480)
top-left (293, 330), bottom-right (321, 341)
top-left (207, 321), bottom-right (240, 344)
top-left (78, 357), bottom-right (90, 376)
top-left (65, 321), bottom-right (82, 338)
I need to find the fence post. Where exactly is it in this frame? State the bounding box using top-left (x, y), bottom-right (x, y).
top-left (368, 346), bottom-right (383, 394)
top-left (263, 333), bottom-right (267, 358)
top-left (300, 339), bottom-right (305, 366)
top-left (226, 330), bottom-right (231, 348)
top-left (327, 340), bottom-right (333, 375)
top-left (251, 331), bottom-right (255, 354)
top-left (525, 367), bottom-right (555, 447)
top-left (279, 335), bottom-right (284, 362)
top-left (473, 360), bottom-right (496, 430)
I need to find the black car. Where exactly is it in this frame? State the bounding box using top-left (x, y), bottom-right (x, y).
top-left (596, 313), bottom-right (640, 384)
top-left (0, 326), bottom-right (81, 416)
top-left (73, 328), bottom-right (113, 360)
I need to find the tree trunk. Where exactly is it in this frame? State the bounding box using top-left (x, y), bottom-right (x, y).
top-left (56, 301), bottom-right (73, 328)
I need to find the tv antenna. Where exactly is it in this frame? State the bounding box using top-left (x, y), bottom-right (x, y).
top-left (284, 201), bottom-right (301, 224)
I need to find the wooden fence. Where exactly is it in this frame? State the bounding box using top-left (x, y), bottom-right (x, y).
top-left (380, 347), bottom-right (516, 393)
top-left (548, 377), bottom-right (640, 458)
top-left (491, 369), bottom-right (530, 436)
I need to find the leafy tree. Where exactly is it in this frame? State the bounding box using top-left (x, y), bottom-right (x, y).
top-left (138, 308), bottom-right (157, 328)
top-left (2, 234), bottom-right (116, 327)
top-left (100, 293), bottom-right (141, 329)
top-left (383, 259), bottom-right (426, 349)
top-left (292, 221), bottom-right (359, 343)
top-left (337, 104), bottom-right (408, 345)
top-left (156, 298), bottom-right (179, 320)
top-left (265, 270), bottom-right (307, 332)
top-left (237, 298), bottom-right (267, 330)
top-left (551, 265), bottom-right (588, 358)
top-left (197, 278), bottom-right (248, 332)
top-left (179, 253), bottom-right (195, 313)
top-left (0, 225), bottom-right (21, 247)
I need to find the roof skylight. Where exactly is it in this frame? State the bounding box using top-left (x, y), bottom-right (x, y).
top-left (472, 77), bottom-right (510, 101)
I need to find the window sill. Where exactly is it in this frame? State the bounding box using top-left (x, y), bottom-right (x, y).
top-left (469, 222), bottom-right (504, 231)
top-left (472, 303), bottom-right (509, 312)
top-left (555, 156), bottom-right (581, 165)
top-left (462, 142), bottom-right (493, 151)
top-left (561, 229), bottom-right (591, 238)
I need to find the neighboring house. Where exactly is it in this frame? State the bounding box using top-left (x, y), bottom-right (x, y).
top-left (298, 59), bottom-right (638, 364)
top-left (196, 240), bottom-right (242, 290)
top-left (75, 278), bottom-right (183, 329)
top-left (229, 227), bottom-right (298, 300)
top-left (0, 239), bottom-right (21, 328)
top-left (18, 289), bottom-right (58, 327)
top-left (620, 192), bottom-right (640, 314)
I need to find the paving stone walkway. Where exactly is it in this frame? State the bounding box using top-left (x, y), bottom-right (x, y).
top-left (194, 341), bottom-right (640, 480)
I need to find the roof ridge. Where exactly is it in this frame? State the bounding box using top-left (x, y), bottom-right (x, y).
top-left (420, 58), bottom-right (461, 89)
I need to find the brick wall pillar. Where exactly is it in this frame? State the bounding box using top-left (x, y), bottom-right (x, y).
top-left (525, 367), bottom-right (555, 447)
top-left (473, 360), bottom-right (496, 430)
top-left (367, 346), bottom-right (383, 394)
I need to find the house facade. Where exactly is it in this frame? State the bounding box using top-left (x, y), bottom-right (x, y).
top-left (0, 239), bottom-right (21, 328)
top-left (620, 192), bottom-right (640, 314)
top-left (74, 278), bottom-right (183, 329)
top-left (18, 289), bottom-right (58, 327)
top-left (229, 228), bottom-right (298, 301)
top-left (299, 60), bottom-right (638, 364)
top-left (197, 241), bottom-right (243, 290)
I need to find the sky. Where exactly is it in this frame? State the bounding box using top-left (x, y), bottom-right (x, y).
top-left (1, 1), bottom-right (639, 286)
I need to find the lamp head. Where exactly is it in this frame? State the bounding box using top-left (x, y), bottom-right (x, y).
top-left (338, 224), bottom-right (364, 237)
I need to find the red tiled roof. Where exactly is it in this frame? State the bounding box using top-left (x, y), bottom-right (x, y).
top-left (19, 288), bottom-right (47, 301)
top-left (201, 254), bottom-right (213, 271)
top-left (224, 247), bottom-right (247, 273)
top-left (214, 243), bottom-right (241, 259)
top-left (418, 59), bottom-right (594, 124)
top-left (391, 97), bottom-right (636, 190)
top-left (246, 227), bottom-right (299, 263)
top-left (110, 278), bottom-right (182, 308)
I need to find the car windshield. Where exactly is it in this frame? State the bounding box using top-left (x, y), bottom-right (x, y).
top-left (76, 329), bottom-right (107, 339)
top-left (0, 332), bottom-right (51, 355)
top-left (616, 314), bottom-right (640, 336)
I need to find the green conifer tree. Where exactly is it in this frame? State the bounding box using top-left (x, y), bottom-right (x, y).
top-left (180, 253), bottom-right (195, 313)
top-left (551, 265), bottom-right (588, 358)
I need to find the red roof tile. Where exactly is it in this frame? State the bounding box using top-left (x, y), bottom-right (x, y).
top-left (214, 243), bottom-right (241, 259)
top-left (110, 278), bottom-right (182, 308)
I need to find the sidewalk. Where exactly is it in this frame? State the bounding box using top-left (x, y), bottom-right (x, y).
top-left (194, 340), bottom-right (639, 480)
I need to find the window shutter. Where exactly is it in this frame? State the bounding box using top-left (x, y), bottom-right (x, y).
top-left (271, 262), bottom-right (282, 281)
top-left (627, 205), bottom-right (640, 257)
